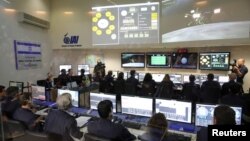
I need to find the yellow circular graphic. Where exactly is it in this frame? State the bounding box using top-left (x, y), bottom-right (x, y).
top-left (96, 13), bottom-right (102, 18)
top-left (109, 25), bottom-right (115, 30)
top-left (92, 26), bottom-right (98, 32)
top-left (109, 16), bottom-right (115, 21)
top-left (92, 17), bottom-right (98, 23)
top-left (106, 29), bottom-right (112, 35)
top-left (105, 11), bottom-right (111, 17)
top-left (96, 30), bottom-right (102, 35)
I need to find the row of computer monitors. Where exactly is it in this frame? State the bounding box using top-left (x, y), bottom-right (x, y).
top-left (31, 85), bottom-right (242, 128)
top-left (117, 72), bottom-right (229, 85)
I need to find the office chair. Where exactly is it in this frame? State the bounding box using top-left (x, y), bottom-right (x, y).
top-left (15, 131), bottom-right (48, 141)
top-left (84, 133), bottom-right (111, 141)
top-left (3, 120), bottom-right (26, 140)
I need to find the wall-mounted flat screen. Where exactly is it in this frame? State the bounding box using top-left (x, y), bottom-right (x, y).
top-left (199, 52), bottom-right (230, 70)
top-left (146, 52), bottom-right (171, 68)
top-left (172, 53), bottom-right (198, 69)
top-left (121, 53), bottom-right (145, 68)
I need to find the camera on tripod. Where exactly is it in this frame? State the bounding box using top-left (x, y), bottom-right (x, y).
top-left (229, 59), bottom-right (237, 72)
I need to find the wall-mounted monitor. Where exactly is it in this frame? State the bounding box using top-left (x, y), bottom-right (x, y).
top-left (92, 2), bottom-right (159, 46)
top-left (146, 52), bottom-right (171, 68)
top-left (172, 53), bottom-right (198, 69)
top-left (155, 99), bottom-right (192, 123)
top-left (9, 81), bottom-right (23, 93)
top-left (59, 65), bottom-right (72, 74)
top-left (77, 64), bottom-right (90, 75)
top-left (121, 53), bottom-right (145, 68)
top-left (199, 52), bottom-right (230, 71)
top-left (57, 89), bottom-right (79, 107)
top-left (161, 0), bottom-right (250, 44)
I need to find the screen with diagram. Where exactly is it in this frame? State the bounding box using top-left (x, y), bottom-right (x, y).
top-left (199, 52), bottom-right (230, 70)
top-left (92, 2), bottom-right (159, 45)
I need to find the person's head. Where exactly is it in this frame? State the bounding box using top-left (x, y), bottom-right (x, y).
top-left (61, 69), bottom-right (66, 75)
top-left (68, 69), bottom-right (73, 76)
top-left (207, 73), bottom-right (214, 81)
top-left (107, 70), bottom-right (113, 76)
top-left (143, 73), bottom-right (152, 82)
top-left (0, 85), bottom-right (5, 93)
top-left (117, 72), bottom-right (124, 80)
top-left (21, 100), bottom-right (32, 109)
top-left (56, 93), bottom-right (72, 110)
top-left (162, 74), bottom-right (170, 82)
top-left (97, 100), bottom-right (113, 120)
top-left (237, 58), bottom-right (245, 67)
top-left (213, 105), bottom-right (236, 125)
top-left (80, 69), bottom-right (85, 75)
top-left (130, 70), bottom-right (136, 77)
top-left (148, 113), bottom-right (168, 131)
top-left (6, 86), bottom-right (19, 100)
top-left (228, 73), bottom-right (237, 81)
top-left (189, 75), bottom-right (195, 82)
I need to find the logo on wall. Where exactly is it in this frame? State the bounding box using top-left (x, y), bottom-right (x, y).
top-left (62, 33), bottom-right (82, 47)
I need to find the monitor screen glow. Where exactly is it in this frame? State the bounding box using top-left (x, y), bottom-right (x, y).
top-left (57, 89), bottom-right (79, 107)
top-left (90, 93), bottom-right (116, 113)
top-left (31, 85), bottom-right (46, 100)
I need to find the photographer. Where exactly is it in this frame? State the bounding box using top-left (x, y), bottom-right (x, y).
top-left (232, 58), bottom-right (248, 85)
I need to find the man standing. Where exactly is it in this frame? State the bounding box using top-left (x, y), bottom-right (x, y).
top-left (232, 58), bottom-right (248, 85)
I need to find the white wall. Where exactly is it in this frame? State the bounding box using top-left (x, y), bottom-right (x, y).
top-left (52, 46), bottom-right (250, 92)
top-left (0, 0), bottom-right (52, 87)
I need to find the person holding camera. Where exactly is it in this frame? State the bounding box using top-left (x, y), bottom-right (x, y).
top-left (232, 58), bottom-right (248, 85)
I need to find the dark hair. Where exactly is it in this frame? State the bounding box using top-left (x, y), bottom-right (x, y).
top-left (107, 71), bottom-right (113, 76)
top-left (148, 113), bottom-right (168, 131)
top-left (97, 100), bottom-right (113, 119)
top-left (162, 74), bottom-right (170, 82)
top-left (0, 85), bottom-right (5, 93)
top-left (229, 84), bottom-right (241, 95)
top-left (6, 86), bottom-right (19, 99)
top-left (80, 69), bottom-right (85, 74)
top-left (61, 69), bottom-right (66, 74)
top-left (207, 73), bottom-right (214, 81)
top-left (130, 70), bottom-right (136, 76)
top-left (189, 75), bottom-right (195, 82)
top-left (117, 72), bottom-right (124, 80)
top-left (143, 73), bottom-right (152, 82)
top-left (214, 105), bottom-right (236, 125)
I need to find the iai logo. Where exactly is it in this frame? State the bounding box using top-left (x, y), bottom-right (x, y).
top-left (62, 33), bottom-right (82, 47)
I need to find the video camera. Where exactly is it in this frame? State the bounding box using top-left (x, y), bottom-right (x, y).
top-left (230, 59), bottom-right (237, 72)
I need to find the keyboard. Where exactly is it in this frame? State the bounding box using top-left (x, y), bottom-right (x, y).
top-left (122, 121), bottom-right (141, 129)
top-left (168, 131), bottom-right (193, 141)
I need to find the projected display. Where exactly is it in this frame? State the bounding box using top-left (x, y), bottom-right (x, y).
top-left (155, 99), bottom-right (192, 123)
top-left (77, 65), bottom-right (90, 75)
top-left (121, 53), bottom-right (145, 68)
top-left (199, 52), bottom-right (230, 70)
top-left (162, 0), bottom-right (250, 43)
top-left (90, 93), bottom-right (116, 113)
top-left (195, 104), bottom-right (242, 127)
top-left (152, 73), bottom-right (165, 83)
top-left (172, 53), bottom-right (197, 69)
top-left (183, 74), bottom-right (200, 85)
top-left (121, 96), bottom-right (153, 117)
top-left (146, 53), bottom-right (171, 68)
top-left (59, 65), bottom-right (72, 74)
top-left (57, 89), bottom-right (79, 107)
top-left (9, 81), bottom-right (23, 93)
top-left (170, 74), bottom-right (182, 84)
top-left (92, 2), bottom-right (159, 45)
top-left (31, 86), bottom-right (45, 100)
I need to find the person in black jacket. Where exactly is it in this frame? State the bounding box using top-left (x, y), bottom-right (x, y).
top-left (87, 100), bottom-right (136, 141)
top-left (44, 93), bottom-right (83, 141)
top-left (182, 75), bottom-right (200, 106)
top-left (154, 74), bottom-right (175, 99)
top-left (221, 73), bottom-right (242, 97)
top-left (139, 73), bottom-right (156, 97)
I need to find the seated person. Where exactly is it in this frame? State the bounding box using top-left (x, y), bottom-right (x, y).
top-left (221, 73), bottom-right (242, 97)
top-left (138, 113), bottom-right (178, 141)
top-left (125, 70), bottom-right (140, 95)
top-left (182, 75), bottom-right (200, 105)
top-left (13, 100), bottom-right (44, 131)
top-left (197, 105), bottom-right (236, 141)
top-left (0, 85), bottom-right (6, 101)
top-left (87, 100), bottom-right (136, 141)
top-left (139, 73), bottom-right (156, 97)
top-left (44, 93), bottom-right (83, 141)
top-left (154, 74), bottom-right (174, 99)
top-left (1, 86), bottom-right (21, 119)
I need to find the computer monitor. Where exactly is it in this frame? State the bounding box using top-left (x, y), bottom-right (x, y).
top-left (112, 71), bottom-right (118, 79)
top-left (138, 72), bottom-right (146, 82)
top-left (152, 73), bottom-right (165, 83)
top-left (90, 93), bottom-right (116, 113)
top-left (127, 72), bottom-right (139, 80)
top-left (195, 103), bottom-right (242, 127)
top-left (31, 85), bottom-right (46, 100)
top-left (155, 99), bottom-right (192, 123)
top-left (218, 75), bottom-right (229, 85)
top-left (9, 81), bottom-right (23, 93)
top-left (77, 64), bottom-right (90, 75)
top-left (183, 74), bottom-right (200, 85)
top-left (57, 89), bottom-right (79, 107)
top-left (59, 65), bottom-right (72, 74)
top-left (66, 81), bottom-right (78, 89)
top-left (169, 74), bottom-right (182, 84)
top-left (121, 96), bottom-right (153, 117)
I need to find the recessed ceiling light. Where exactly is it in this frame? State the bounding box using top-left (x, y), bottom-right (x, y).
top-left (4, 8), bottom-right (15, 12)
top-left (36, 11), bottom-right (46, 14)
top-left (64, 11), bottom-right (73, 15)
top-left (214, 8), bottom-right (221, 14)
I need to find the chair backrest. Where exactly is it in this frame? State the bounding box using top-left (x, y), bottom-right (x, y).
top-left (16, 131), bottom-right (48, 141)
top-left (3, 120), bottom-right (26, 139)
top-left (84, 133), bottom-right (111, 141)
